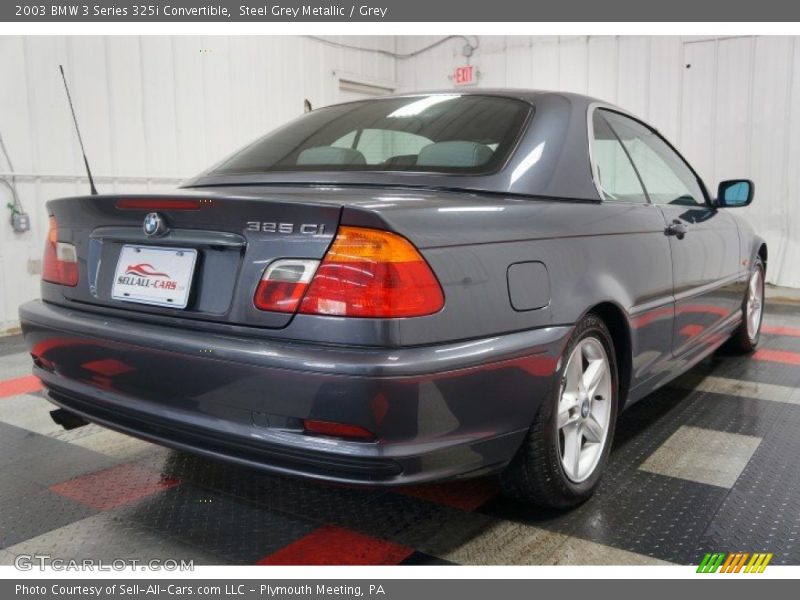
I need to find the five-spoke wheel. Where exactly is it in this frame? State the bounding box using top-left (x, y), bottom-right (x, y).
top-left (557, 337), bottom-right (612, 483)
top-left (501, 313), bottom-right (619, 508)
top-left (746, 266), bottom-right (764, 343)
top-left (729, 258), bottom-right (765, 353)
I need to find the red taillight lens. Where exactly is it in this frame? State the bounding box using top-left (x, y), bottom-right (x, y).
top-left (254, 259), bottom-right (320, 313)
top-left (298, 226), bottom-right (444, 318)
top-left (304, 419), bottom-right (375, 441)
top-left (42, 216), bottom-right (78, 287)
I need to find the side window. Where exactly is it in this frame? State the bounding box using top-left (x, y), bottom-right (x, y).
top-left (591, 112), bottom-right (647, 203)
top-left (600, 110), bottom-right (706, 207)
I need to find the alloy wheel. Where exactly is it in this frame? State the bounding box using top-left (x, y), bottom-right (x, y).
top-left (557, 337), bottom-right (612, 483)
top-left (746, 267), bottom-right (764, 342)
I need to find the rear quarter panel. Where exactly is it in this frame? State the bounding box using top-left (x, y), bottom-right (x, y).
top-left (300, 197), bottom-right (675, 394)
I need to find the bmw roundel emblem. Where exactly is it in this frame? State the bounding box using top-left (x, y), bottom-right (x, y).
top-left (143, 212), bottom-right (168, 237)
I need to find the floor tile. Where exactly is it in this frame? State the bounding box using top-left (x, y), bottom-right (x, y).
top-left (0, 393), bottom-right (62, 435)
top-left (134, 450), bottom-right (388, 527)
top-left (672, 374), bottom-right (800, 405)
top-left (0, 422), bottom-right (119, 487)
top-left (257, 526), bottom-right (413, 565)
top-left (4, 512), bottom-right (226, 565)
top-left (754, 348), bottom-right (800, 366)
top-left (396, 477), bottom-right (498, 511)
top-left (0, 336), bottom-right (26, 358)
top-left (0, 375), bottom-right (42, 399)
top-left (68, 428), bottom-right (160, 462)
top-left (692, 409), bottom-right (800, 565)
top-left (481, 470), bottom-right (730, 564)
top-left (438, 520), bottom-right (567, 565)
top-left (50, 463), bottom-right (181, 511)
top-left (113, 485), bottom-right (317, 564)
top-left (639, 425), bottom-right (761, 488)
top-left (0, 350), bottom-right (36, 380)
top-left (0, 487), bottom-right (96, 548)
top-left (551, 536), bottom-right (673, 565)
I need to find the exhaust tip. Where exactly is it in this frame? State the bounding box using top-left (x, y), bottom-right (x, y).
top-left (31, 353), bottom-right (55, 372)
top-left (49, 408), bottom-right (88, 430)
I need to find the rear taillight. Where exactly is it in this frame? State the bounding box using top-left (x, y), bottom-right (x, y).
top-left (42, 216), bottom-right (78, 286)
top-left (253, 226), bottom-right (444, 318)
top-left (299, 226), bottom-right (444, 318)
top-left (254, 259), bottom-right (320, 313)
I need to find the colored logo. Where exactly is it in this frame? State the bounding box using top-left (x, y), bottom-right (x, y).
top-left (124, 263), bottom-right (169, 278)
top-left (143, 212), bottom-right (168, 237)
top-left (697, 552), bottom-right (773, 573)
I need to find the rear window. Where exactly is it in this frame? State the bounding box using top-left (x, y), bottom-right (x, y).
top-left (211, 94), bottom-right (531, 175)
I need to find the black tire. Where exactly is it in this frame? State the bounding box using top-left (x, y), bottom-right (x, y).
top-left (500, 313), bottom-right (619, 508)
top-left (727, 258), bottom-right (765, 354)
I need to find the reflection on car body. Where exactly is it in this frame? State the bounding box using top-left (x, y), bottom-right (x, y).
top-left (20, 90), bottom-right (766, 507)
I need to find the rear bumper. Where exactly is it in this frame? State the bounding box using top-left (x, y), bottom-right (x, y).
top-left (19, 300), bottom-right (569, 485)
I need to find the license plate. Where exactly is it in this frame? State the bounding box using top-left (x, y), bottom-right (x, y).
top-left (111, 245), bottom-right (198, 309)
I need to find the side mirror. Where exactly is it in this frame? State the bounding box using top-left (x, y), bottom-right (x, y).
top-left (717, 179), bottom-right (754, 207)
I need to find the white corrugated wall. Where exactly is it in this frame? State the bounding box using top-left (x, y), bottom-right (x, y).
top-left (0, 35), bottom-right (396, 332)
top-left (1, 35), bottom-right (798, 333)
top-left (397, 35), bottom-right (800, 290)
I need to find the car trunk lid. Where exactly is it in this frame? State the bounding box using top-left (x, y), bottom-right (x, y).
top-left (46, 190), bottom-right (343, 329)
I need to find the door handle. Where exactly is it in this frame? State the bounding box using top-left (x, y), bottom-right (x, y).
top-left (665, 220), bottom-right (688, 240)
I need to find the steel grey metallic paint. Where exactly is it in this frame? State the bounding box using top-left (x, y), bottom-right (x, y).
top-left (18, 90), bottom-right (767, 485)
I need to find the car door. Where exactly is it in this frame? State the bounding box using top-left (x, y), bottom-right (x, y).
top-left (590, 110), bottom-right (676, 387)
top-left (600, 110), bottom-right (742, 356)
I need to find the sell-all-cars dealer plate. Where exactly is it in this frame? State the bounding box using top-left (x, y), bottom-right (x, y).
top-left (111, 245), bottom-right (198, 309)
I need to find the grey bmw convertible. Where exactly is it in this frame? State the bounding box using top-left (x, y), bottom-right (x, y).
top-left (19, 90), bottom-right (766, 508)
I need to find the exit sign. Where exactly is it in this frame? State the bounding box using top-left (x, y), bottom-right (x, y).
top-left (453, 65), bottom-right (477, 86)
